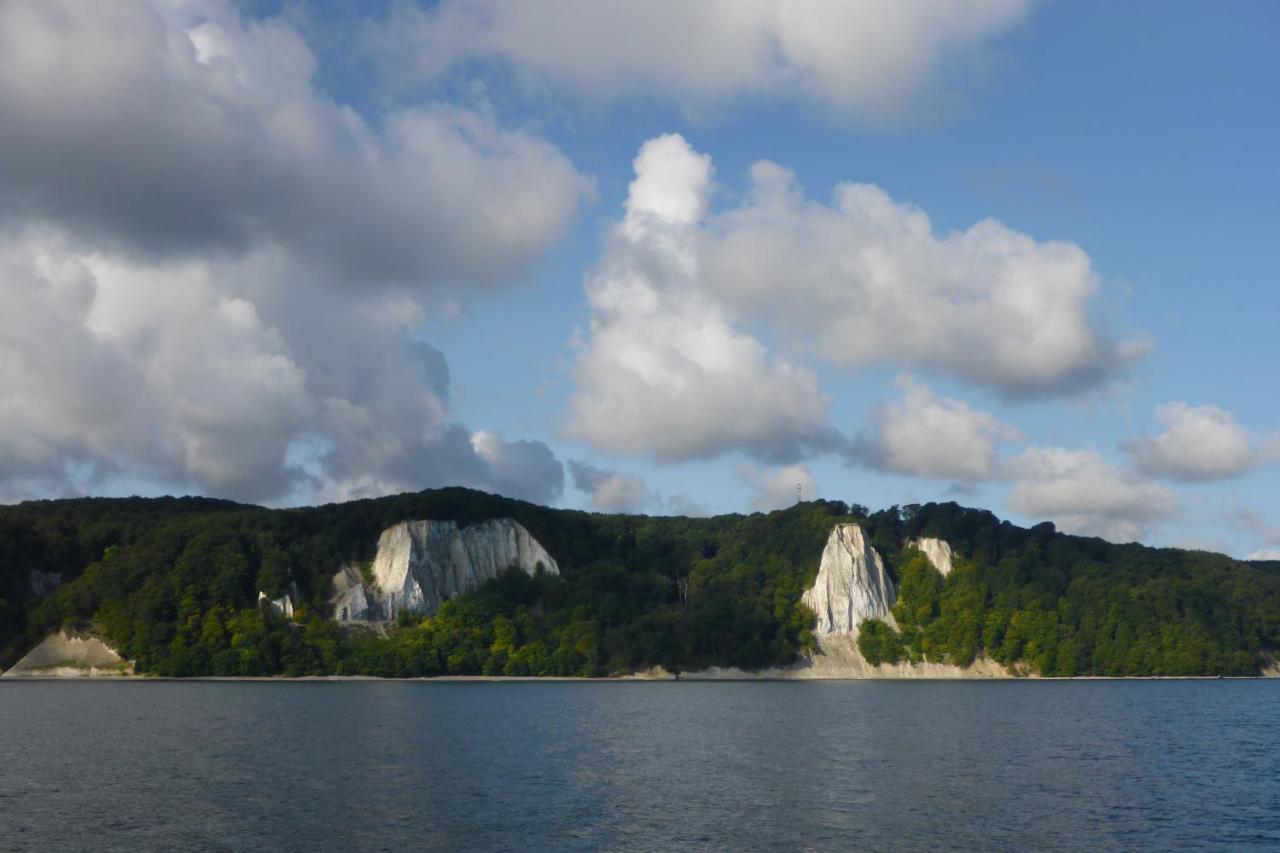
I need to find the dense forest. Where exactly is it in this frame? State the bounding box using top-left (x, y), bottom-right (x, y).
top-left (1, 489), bottom-right (1277, 677)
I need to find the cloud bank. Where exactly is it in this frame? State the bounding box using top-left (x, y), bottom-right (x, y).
top-left (567, 134), bottom-right (1144, 467)
top-left (565, 135), bottom-right (837, 463)
top-left (0, 0), bottom-right (590, 503)
top-left (373, 0), bottom-right (1032, 122)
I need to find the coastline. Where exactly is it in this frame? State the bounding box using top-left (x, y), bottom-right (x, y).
top-left (8, 633), bottom-right (1277, 682)
top-left (3, 672), bottom-right (1277, 683)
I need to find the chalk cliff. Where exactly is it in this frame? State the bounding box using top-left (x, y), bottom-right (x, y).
top-left (768, 524), bottom-right (1008, 679)
top-left (801, 523), bottom-right (897, 634)
top-left (911, 537), bottom-right (955, 577)
top-left (331, 519), bottom-right (558, 623)
top-left (2, 631), bottom-right (133, 677)
top-left (258, 583), bottom-right (297, 619)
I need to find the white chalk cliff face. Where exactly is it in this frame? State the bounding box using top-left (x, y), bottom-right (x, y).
top-left (2, 630), bottom-right (133, 677)
top-left (802, 523), bottom-right (897, 635)
top-left (911, 537), bottom-right (955, 577)
top-left (331, 519), bottom-right (558, 622)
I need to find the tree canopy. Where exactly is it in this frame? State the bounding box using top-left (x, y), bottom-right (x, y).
top-left (1, 491), bottom-right (1276, 678)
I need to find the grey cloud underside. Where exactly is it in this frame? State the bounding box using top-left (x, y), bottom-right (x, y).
top-left (0, 0), bottom-right (584, 505)
top-left (0, 241), bottom-right (566, 504)
top-left (0, 1), bottom-right (591, 285)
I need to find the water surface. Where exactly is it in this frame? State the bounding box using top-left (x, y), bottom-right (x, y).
top-left (2, 680), bottom-right (1277, 851)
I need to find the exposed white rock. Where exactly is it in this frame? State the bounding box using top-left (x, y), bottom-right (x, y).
top-left (672, 634), bottom-right (1014, 680)
top-left (659, 524), bottom-right (1008, 679)
top-left (332, 563), bottom-right (375, 622)
top-left (801, 523), bottom-right (897, 634)
top-left (331, 519), bottom-right (558, 623)
top-left (2, 630), bottom-right (133, 677)
top-left (910, 537), bottom-right (955, 577)
top-left (28, 570), bottom-right (62, 597)
top-left (257, 583), bottom-right (297, 619)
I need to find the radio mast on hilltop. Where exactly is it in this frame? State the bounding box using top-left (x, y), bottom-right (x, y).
top-left (796, 483), bottom-right (802, 504)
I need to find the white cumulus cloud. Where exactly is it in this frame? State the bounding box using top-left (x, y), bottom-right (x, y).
top-left (701, 161), bottom-right (1148, 397)
top-left (565, 136), bottom-right (837, 463)
top-left (1007, 447), bottom-right (1176, 543)
top-left (1123, 402), bottom-right (1275, 481)
top-left (566, 134), bottom-right (1142, 467)
top-left (852, 377), bottom-right (1020, 480)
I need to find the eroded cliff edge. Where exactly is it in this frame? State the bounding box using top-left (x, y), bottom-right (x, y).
top-left (2, 630), bottom-right (133, 678)
top-left (332, 518), bottom-right (558, 623)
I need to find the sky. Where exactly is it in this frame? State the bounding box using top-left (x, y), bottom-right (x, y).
top-left (2, 0), bottom-right (1279, 557)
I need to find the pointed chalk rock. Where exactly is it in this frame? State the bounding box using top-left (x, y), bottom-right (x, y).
top-left (802, 523), bottom-right (897, 635)
top-left (332, 519), bottom-right (558, 623)
top-left (911, 537), bottom-right (955, 577)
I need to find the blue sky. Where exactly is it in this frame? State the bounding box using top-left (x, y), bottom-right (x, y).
top-left (2, 1), bottom-right (1278, 556)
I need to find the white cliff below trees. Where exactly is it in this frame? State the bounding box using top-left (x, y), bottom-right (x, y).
top-left (801, 523), bottom-right (897, 634)
top-left (331, 519), bottom-right (558, 623)
top-left (776, 524), bottom-right (1011, 679)
top-left (911, 537), bottom-right (955, 577)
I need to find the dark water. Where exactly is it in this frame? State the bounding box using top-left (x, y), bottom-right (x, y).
top-left (2, 680), bottom-right (1278, 851)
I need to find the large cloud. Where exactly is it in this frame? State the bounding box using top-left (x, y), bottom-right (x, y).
top-left (1007, 448), bottom-right (1176, 542)
top-left (372, 0), bottom-right (1031, 122)
top-left (0, 0), bottom-right (585, 504)
top-left (851, 377), bottom-right (1019, 480)
top-left (0, 0), bottom-right (592, 286)
top-left (567, 134), bottom-right (1143, 466)
top-left (565, 135), bottom-right (838, 463)
top-left (0, 237), bottom-right (566, 504)
top-left (702, 161), bottom-right (1148, 397)
top-left (1123, 402), bottom-right (1277, 482)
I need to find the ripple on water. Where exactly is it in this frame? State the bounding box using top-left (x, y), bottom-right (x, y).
top-left (0, 680), bottom-right (1277, 851)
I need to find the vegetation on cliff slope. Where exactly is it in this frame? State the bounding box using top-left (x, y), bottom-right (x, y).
top-left (1, 490), bottom-right (1277, 677)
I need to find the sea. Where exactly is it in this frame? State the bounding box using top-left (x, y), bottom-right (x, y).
top-left (1, 680), bottom-right (1277, 851)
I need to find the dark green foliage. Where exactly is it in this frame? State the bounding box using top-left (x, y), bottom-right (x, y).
top-left (856, 619), bottom-right (904, 665)
top-left (1, 492), bottom-right (1277, 677)
top-left (861, 502), bottom-right (1280, 676)
top-left (0, 491), bottom-right (849, 675)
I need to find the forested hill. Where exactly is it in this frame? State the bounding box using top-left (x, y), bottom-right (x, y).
top-left (2, 489), bottom-right (1277, 677)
